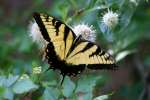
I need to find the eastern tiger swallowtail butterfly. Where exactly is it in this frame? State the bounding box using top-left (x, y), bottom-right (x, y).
top-left (33, 12), bottom-right (117, 84)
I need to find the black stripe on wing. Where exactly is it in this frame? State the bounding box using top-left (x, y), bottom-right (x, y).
top-left (66, 35), bottom-right (85, 57)
top-left (87, 64), bottom-right (118, 70)
top-left (33, 12), bottom-right (51, 42)
top-left (67, 41), bottom-right (95, 58)
top-left (50, 17), bottom-right (76, 58)
top-left (80, 42), bottom-right (95, 52)
top-left (53, 20), bottom-right (61, 36)
top-left (66, 38), bottom-right (100, 59)
top-left (64, 26), bottom-right (71, 54)
top-left (51, 16), bottom-right (76, 40)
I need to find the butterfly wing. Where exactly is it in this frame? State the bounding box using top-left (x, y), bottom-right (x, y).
top-left (33, 13), bottom-right (76, 60)
top-left (33, 12), bottom-right (117, 72)
top-left (66, 39), bottom-right (117, 70)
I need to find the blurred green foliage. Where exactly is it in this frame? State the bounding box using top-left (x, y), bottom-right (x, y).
top-left (0, 0), bottom-right (150, 100)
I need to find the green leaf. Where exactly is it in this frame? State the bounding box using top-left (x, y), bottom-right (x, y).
top-left (116, 50), bottom-right (136, 62)
top-left (4, 88), bottom-right (14, 100)
top-left (6, 75), bottom-right (19, 87)
top-left (0, 75), bottom-right (19, 87)
top-left (119, 1), bottom-right (136, 31)
top-left (76, 75), bottom-right (102, 93)
top-left (42, 80), bottom-right (57, 87)
top-left (0, 86), bottom-right (5, 98)
top-left (93, 94), bottom-right (109, 100)
top-left (0, 76), bottom-right (6, 86)
top-left (62, 76), bottom-right (75, 97)
top-left (87, 0), bottom-right (98, 8)
top-left (42, 87), bottom-right (60, 100)
top-left (12, 79), bottom-right (38, 94)
top-left (85, 5), bottom-right (108, 13)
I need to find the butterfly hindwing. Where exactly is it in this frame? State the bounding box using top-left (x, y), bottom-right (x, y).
top-left (66, 40), bottom-right (116, 69)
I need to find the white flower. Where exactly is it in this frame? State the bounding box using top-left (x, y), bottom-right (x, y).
top-left (20, 74), bottom-right (29, 80)
top-left (29, 20), bottom-right (47, 47)
top-left (107, 49), bottom-right (114, 55)
top-left (73, 23), bottom-right (96, 42)
top-left (32, 66), bottom-right (42, 74)
top-left (102, 9), bottom-right (119, 29)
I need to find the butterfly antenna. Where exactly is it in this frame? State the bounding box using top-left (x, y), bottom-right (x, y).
top-left (60, 74), bottom-right (66, 85)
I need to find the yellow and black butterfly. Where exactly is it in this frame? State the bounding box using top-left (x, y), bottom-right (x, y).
top-left (33, 12), bottom-right (117, 83)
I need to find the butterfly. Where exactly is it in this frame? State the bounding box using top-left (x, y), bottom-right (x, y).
top-left (33, 12), bottom-right (117, 84)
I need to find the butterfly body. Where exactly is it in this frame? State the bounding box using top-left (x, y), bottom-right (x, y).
top-left (33, 12), bottom-right (117, 78)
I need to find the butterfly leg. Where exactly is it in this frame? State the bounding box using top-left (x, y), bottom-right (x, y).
top-left (60, 73), bottom-right (66, 85)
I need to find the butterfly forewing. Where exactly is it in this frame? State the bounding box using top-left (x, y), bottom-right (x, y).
top-left (33, 13), bottom-right (76, 60)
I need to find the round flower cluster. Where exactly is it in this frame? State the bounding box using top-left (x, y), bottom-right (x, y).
top-left (102, 9), bottom-right (119, 29)
top-left (32, 66), bottom-right (42, 74)
top-left (19, 74), bottom-right (29, 80)
top-left (73, 23), bottom-right (96, 42)
top-left (29, 21), bottom-right (47, 48)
